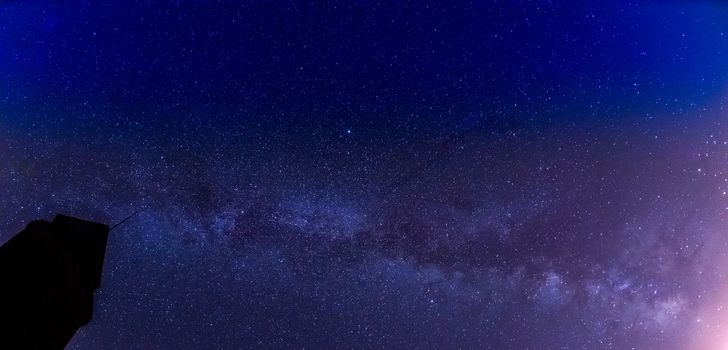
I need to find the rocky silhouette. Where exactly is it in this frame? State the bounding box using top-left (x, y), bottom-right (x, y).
top-left (0, 215), bottom-right (109, 350)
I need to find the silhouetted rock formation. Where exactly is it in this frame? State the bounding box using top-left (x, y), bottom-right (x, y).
top-left (0, 215), bottom-right (109, 350)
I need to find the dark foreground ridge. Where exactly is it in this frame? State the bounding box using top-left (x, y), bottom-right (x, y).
top-left (0, 215), bottom-right (109, 350)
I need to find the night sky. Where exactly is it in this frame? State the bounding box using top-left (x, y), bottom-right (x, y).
top-left (4, 1), bottom-right (728, 349)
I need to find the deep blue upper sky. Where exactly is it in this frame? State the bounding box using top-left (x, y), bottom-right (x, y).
top-left (4, 1), bottom-right (728, 133)
top-left (4, 1), bottom-right (728, 349)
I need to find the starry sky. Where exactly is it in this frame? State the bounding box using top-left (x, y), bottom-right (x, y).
top-left (3, 1), bottom-right (728, 349)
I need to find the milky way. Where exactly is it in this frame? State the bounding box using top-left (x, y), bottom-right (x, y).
top-left (3, 1), bottom-right (728, 349)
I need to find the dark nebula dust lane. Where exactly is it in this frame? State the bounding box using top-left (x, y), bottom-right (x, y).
top-left (3, 1), bottom-right (728, 349)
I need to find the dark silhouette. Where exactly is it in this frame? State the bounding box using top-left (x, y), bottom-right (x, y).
top-left (0, 215), bottom-right (109, 350)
